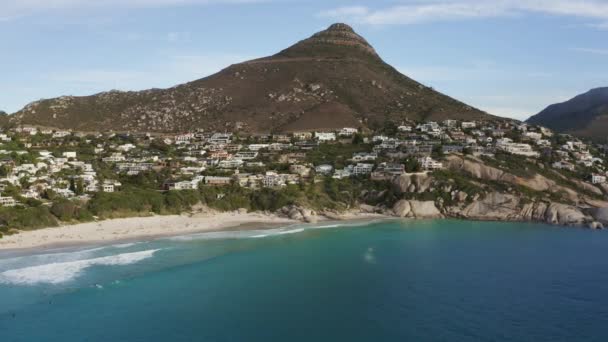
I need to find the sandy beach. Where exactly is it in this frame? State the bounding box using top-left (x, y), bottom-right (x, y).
top-left (0, 209), bottom-right (390, 252)
top-left (0, 211), bottom-right (300, 251)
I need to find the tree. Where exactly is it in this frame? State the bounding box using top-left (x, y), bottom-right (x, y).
top-left (404, 158), bottom-right (421, 173)
top-left (0, 165), bottom-right (11, 177)
top-left (51, 200), bottom-right (77, 221)
top-left (352, 133), bottom-right (364, 145)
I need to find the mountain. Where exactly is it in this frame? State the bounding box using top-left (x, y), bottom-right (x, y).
top-left (0, 111), bottom-right (9, 128)
top-left (527, 87), bottom-right (608, 142)
top-left (11, 23), bottom-right (496, 133)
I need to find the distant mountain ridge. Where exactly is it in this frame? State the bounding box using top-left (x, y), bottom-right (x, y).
top-left (527, 87), bottom-right (608, 142)
top-left (11, 23), bottom-right (498, 133)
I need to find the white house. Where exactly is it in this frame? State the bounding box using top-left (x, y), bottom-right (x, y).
top-left (315, 132), bottom-right (336, 142)
top-left (353, 163), bottom-right (374, 176)
top-left (496, 140), bottom-right (540, 158)
top-left (418, 157), bottom-right (443, 170)
top-left (338, 127), bottom-right (358, 136)
top-left (315, 164), bottom-right (333, 175)
top-left (117, 144), bottom-right (136, 152)
top-left (0, 196), bottom-right (16, 207)
top-left (102, 153), bottom-right (126, 163)
top-left (52, 131), bottom-right (71, 138)
top-left (62, 151), bottom-right (77, 159)
top-left (102, 180), bottom-right (121, 193)
top-left (352, 152), bottom-right (377, 162)
top-left (592, 174), bottom-right (607, 184)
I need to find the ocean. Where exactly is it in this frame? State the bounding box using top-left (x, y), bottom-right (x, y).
top-left (1, 219), bottom-right (608, 341)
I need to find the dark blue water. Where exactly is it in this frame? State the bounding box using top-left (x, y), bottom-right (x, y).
top-left (1, 219), bottom-right (608, 341)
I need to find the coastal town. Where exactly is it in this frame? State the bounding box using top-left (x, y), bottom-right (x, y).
top-left (0, 118), bottom-right (606, 231)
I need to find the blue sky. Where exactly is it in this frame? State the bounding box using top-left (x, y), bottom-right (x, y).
top-left (1, 0), bottom-right (607, 120)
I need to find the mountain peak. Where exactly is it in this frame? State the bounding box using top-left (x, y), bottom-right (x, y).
top-left (277, 23), bottom-right (378, 59)
top-left (325, 23), bottom-right (355, 33)
top-left (12, 23), bottom-right (492, 133)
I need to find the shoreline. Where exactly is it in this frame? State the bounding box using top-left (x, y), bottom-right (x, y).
top-left (0, 210), bottom-right (389, 253)
top-left (1, 206), bottom-right (603, 254)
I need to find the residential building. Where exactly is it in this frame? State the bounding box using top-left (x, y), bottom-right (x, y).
top-left (353, 163), bottom-right (374, 176)
top-left (418, 157), bottom-right (443, 170)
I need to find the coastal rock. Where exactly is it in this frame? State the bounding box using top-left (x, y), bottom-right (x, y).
top-left (544, 203), bottom-right (589, 226)
top-left (589, 221), bottom-right (604, 230)
top-left (393, 173), bottom-right (433, 194)
top-left (278, 205), bottom-right (304, 221)
top-left (409, 201), bottom-right (442, 219)
top-left (446, 156), bottom-right (514, 183)
top-left (461, 192), bottom-right (521, 220)
top-left (572, 180), bottom-right (603, 196)
top-left (300, 209), bottom-right (318, 223)
top-left (320, 211), bottom-right (343, 220)
top-left (589, 207), bottom-right (608, 225)
top-left (446, 156), bottom-right (579, 202)
top-left (360, 204), bottom-right (382, 214)
top-left (392, 200), bottom-right (411, 217)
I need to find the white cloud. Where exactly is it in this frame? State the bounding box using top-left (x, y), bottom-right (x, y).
top-left (571, 47), bottom-right (608, 55)
top-left (589, 21), bottom-right (608, 30)
top-left (167, 31), bottom-right (192, 43)
top-left (319, 0), bottom-right (608, 26)
top-left (0, 0), bottom-right (271, 19)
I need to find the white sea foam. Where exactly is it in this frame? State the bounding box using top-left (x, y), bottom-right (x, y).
top-left (251, 228), bottom-right (306, 238)
top-left (364, 247), bottom-right (376, 264)
top-left (112, 242), bottom-right (140, 249)
top-left (0, 249), bottom-right (160, 285)
top-left (315, 224), bottom-right (340, 229)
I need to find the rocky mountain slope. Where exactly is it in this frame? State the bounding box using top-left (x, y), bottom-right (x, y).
top-left (527, 87), bottom-right (608, 142)
top-left (354, 155), bottom-right (608, 228)
top-left (11, 23), bottom-right (496, 133)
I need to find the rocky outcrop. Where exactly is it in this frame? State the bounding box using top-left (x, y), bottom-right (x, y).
top-left (392, 200), bottom-right (411, 217)
top-left (278, 205), bottom-right (318, 223)
top-left (454, 192), bottom-right (593, 227)
top-left (446, 155), bottom-right (580, 202)
top-left (542, 203), bottom-right (589, 226)
top-left (393, 173), bottom-right (433, 193)
top-left (410, 201), bottom-right (443, 218)
top-left (572, 180), bottom-right (603, 196)
top-left (295, 23), bottom-right (379, 57)
top-left (589, 207), bottom-right (608, 225)
top-left (460, 192), bottom-right (522, 220)
top-left (392, 200), bottom-right (442, 219)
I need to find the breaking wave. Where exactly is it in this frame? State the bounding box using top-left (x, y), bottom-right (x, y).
top-left (0, 249), bottom-right (160, 285)
top-left (251, 228), bottom-right (306, 238)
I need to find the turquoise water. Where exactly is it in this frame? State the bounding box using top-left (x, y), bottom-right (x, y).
top-left (1, 219), bottom-right (608, 341)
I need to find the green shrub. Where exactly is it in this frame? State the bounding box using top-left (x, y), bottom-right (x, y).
top-left (51, 200), bottom-right (78, 221)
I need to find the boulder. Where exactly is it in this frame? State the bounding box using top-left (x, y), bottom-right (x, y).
top-left (392, 200), bottom-right (411, 217)
top-left (360, 204), bottom-right (380, 214)
top-left (461, 192), bottom-right (521, 220)
top-left (393, 173), bottom-right (433, 194)
top-left (589, 207), bottom-right (608, 225)
top-left (544, 203), bottom-right (589, 226)
top-left (300, 209), bottom-right (318, 223)
top-left (409, 201), bottom-right (442, 219)
top-left (589, 221), bottom-right (604, 230)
